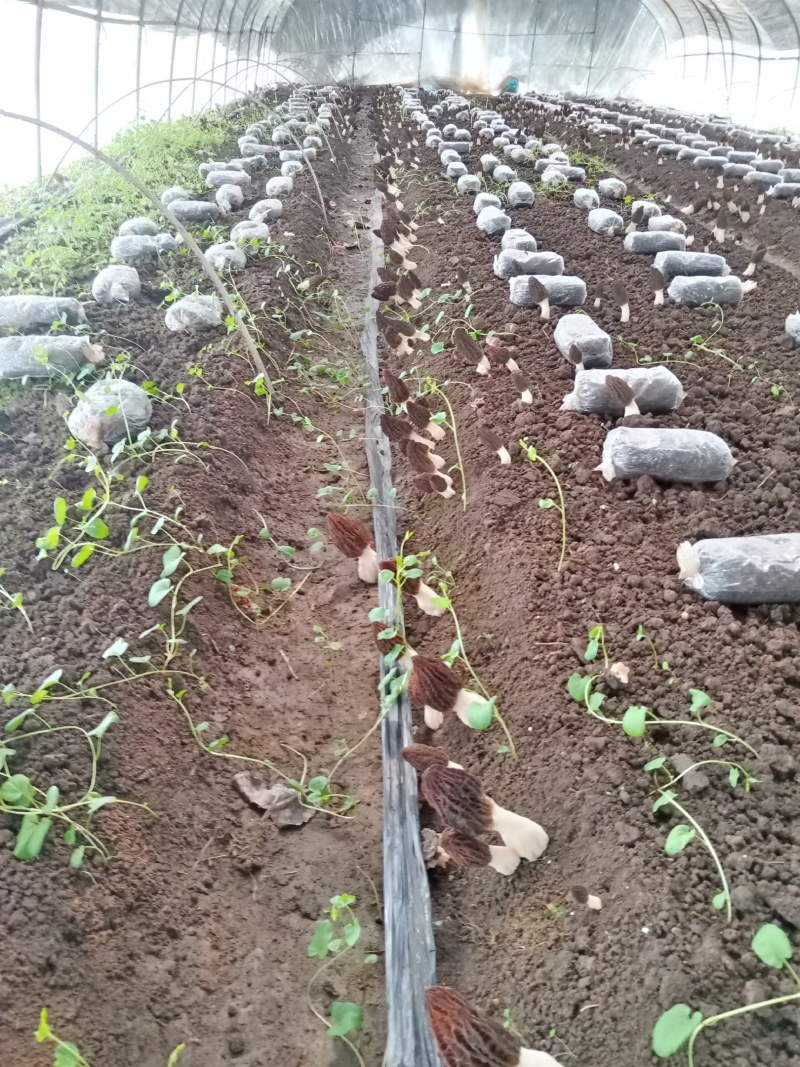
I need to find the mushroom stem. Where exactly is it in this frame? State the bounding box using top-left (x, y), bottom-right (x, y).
top-left (414, 580), bottom-right (446, 617)
top-left (654, 288), bottom-right (664, 306)
top-left (517, 1049), bottom-right (566, 1066)
top-left (453, 687), bottom-right (489, 726)
top-left (619, 302), bottom-right (630, 323)
top-left (488, 845), bottom-right (521, 876)
top-left (487, 800), bottom-right (549, 861)
top-left (497, 445), bottom-right (512, 465)
top-left (538, 297), bottom-right (551, 320)
top-left (476, 353), bottom-right (491, 376)
top-left (424, 704), bottom-right (444, 730)
top-left (357, 545), bottom-right (380, 583)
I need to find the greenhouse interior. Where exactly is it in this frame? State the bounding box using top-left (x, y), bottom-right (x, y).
top-left (2, 0), bottom-right (800, 1064)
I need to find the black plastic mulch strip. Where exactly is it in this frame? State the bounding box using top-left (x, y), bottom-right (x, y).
top-left (360, 186), bottom-right (440, 1067)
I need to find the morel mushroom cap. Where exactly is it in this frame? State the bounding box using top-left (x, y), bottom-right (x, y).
top-left (382, 365), bottom-right (410, 404)
top-left (326, 513), bottom-right (372, 557)
top-left (604, 374), bottom-right (639, 416)
top-left (477, 425), bottom-right (512, 465)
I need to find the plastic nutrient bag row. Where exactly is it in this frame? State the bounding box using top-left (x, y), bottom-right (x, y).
top-left (654, 250), bottom-right (729, 282)
top-left (574, 188), bottom-right (599, 209)
top-left (446, 161), bottom-right (468, 179)
top-left (111, 234), bottom-right (178, 264)
top-left (677, 534), bottom-right (800, 603)
top-left (588, 208), bottom-right (624, 235)
top-left (508, 274), bottom-right (587, 308)
top-left (598, 427), bottom-right (734, 482)
top-left (631, 200), bottom-right (661, 220)
top-left (553, 313), bottom-right (612, 368)
top-left (624, 231), bottom-right (686, 254)
top-left (0, 336), bottom-right (104, 379)
top-left (493, 165), bottom-right (517, 183)
top-left (476, 206), bottom-right (511, 234)
top-left (669, 275), bottom-right (743, 307)
top-left (493, 249), bottom-right (564, 278)
top-left (0, 295), bottom-right (85, 331)
top-left (473, 192), bottom-right (501, 213)
top-left (204, 242), bottom-right (247, 271)
top-left (561, 366), bottom-right (685, 415)
top-left (649, 215), bottom-right (686, 234)
top-left (507, 181), bottom-right (534, 207)
top-left (165, 295), bottom-right (223, 332)
top-left (266, 176), bottom-right (293, 197)
top-left (119, 217), bottom-right (159, 237)
top-left (168, 200), bottom-right (222, 225)
top-left (231, 220), bottom-right (269, 243)
top-left (67, 378), bottom-right (153, 449)
top-left (91, 265), bottom-right (141, 305)
top-left (598, 177), bottom-right (627, 199)
top-left (501, 228), bottom-right (536, 251)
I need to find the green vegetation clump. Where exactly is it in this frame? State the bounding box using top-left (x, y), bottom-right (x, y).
top-left (0, 102), bottom-right (262, 295)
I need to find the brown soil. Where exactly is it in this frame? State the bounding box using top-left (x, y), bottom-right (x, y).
top-left (4, 85), bottom-right (800, 1067)
top-left (377, 95), bottom-right (800, 1067)
top-left (1, 115), bottom-right (387, 1066)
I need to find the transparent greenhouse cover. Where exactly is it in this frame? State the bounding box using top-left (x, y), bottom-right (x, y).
top-left (1, 0), bottom-right (799, 185)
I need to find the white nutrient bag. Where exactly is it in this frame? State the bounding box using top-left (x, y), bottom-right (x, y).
top-left (597, 427), bottom-right (734, 482)
top-left (677, 534), bottom-right (800, 603)
top-left (0, 295), bottom-right (85, 331)
top-left (561, 366), bottom-right (685, 415)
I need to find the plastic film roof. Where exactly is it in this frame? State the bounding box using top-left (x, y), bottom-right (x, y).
top-left (2, 0), bottom-right (799, 183)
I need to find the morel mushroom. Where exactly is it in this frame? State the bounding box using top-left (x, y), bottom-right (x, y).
top-left (454, 326), bottom-right (489, 376)
top-left (407, 398), bottom-right (446, 442)
top-left (381, 365), bottom-right (410, 405)
top-left (379, 558), bottom-right (445, 617)
top-left (713, 207), bottom-right (728, 244)
top-left (380, 412), bottom-right (435, 450)
top-left (511, 369), bottom-right (533, 405)
top-left (402, 743), bottom-right (463, 772)
top-left (569, 884), bottom-right (603, 911)
top-left (626, 204), bottom-right (645, 234)
top-left (611, 280), bottom-right (630, 323)
top-left (593, 280), bottom-right (604, 310)
top-left (456, 264), bottom-right (473, 295)
top-left (478, 426), bottom-right (511, 465)
top-left (326, 514), bottom-right (379, 582)
top-left (420, 763), bottom-right (549, 861)
top-left (408, 655), bottom-right (484, 731)
top-left (372, 280), bottom-right (397, 302)
top-left (415, 472), bottom-right (456, 499)
top-left (744, 243), bottom-right (767, 277)
top-left (682, 196), bottom-right (708, 217)
top-left (438, 828), bottom-right (520, 876)
top-left (564, 343), bottom-right (584, 374)
top-left (486, 335), bottom-right (520, 374)
top-left (649, 266), bottom-right (666, 306)
top-left (528, 276), bottom-right (550, 319)
top-left (604, 375), bottom-right (640, 416)
top-left (404, 437), bottom-right (447, 474)
top-left (425, 986), bottom-right (565, 1067)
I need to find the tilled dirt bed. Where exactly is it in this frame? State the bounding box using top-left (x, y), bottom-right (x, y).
top-left (1, 120), bottom-right (389, 1066)
top-left (378, 101), bottom-right (800, 1067)
top-left (4, 85), bottom-right (800, 1067)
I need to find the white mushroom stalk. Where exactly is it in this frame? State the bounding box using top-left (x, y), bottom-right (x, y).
top-left (744, 244), bottom-right (767, 277)
top-left (604, 374), bottom-right (640, 417)
top-left (379, 558), bottom-right (445, 617)
top-left (486, 799), bottom-right (549, 861)
top-left (454, 326), bottom-right (490, 377)
top-left (512, 370), bottom-right (533, 405)
top-left (650, 266), bottom-right (665, 306)
top-left (612, 280), bottom-right (630, 323)
top-left (478, 425), bottom-right (511, 465)
top-left (713, 208), bottom-right (728, 244)
top-left (409, 655), bottom-right (484, 730)
top-left (380, 412), bottom-right (436, 452)
top-left (406, 398), bottom-right (446, 442)
top-left (425, 987), bottom-right (567, 1067)
top-left (436, 829), bottom-right (521, 876)
top-left (529, 276), bottom-right (550, 319)
top-left (486, 335), bottom-right (520, 374)
top-left (593, 280), bottom-right (604, 309)
top-left (326, 514), bottom-right (380, 583)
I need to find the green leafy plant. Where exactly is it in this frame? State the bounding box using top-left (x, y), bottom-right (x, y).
top-left (519, 440), bottom-right (567, 571)
top-left (644, 755), bottom-right (756, 920)
top-left (0, 565), bottom-right (33, 632)
top-left (635, 623), bottom-right (671, 672)
top-left (307, 893), bottom-right (371, 1066)
top-left (652, 924), bottom-right (800, 1063)
top-left (35, 1008), bottom-right (188, 1066)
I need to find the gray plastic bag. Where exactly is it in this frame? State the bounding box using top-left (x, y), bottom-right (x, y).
top-left (598, 427), bottom-right (734, 482)
top-left (231, 220), bottom-right (270, 243)
top-left (561, 366), bottom-right (685, 415)
top-left (165, 295), bottom-right (223, 332)
top-left (0, 335), bottom-right (104, 379)
top-left (0, 295), bottom-right (85, 331)
top-left (204, 242), bottom-right (247, 271)
top-left (91, 265), bottom-right (141, 305)
top-left (786, 311), bottom-right (800, 347)
top-left (678, 534), bottom-right (800, 603)
top-left (501, 228), bottom-right (536, 251)
top-left (266, 176), bottom-right (293, 197)
top-left (668, 275), bottom-right (743, 307)
top-left (654, 250), bottom-right (730, 282)
top-left (161, 186), bottom-right (189, 207)
top-left (215, 184), bottom-right (245, 213)
top-left (509, 275), bottom-right (586, 308)
top-left (249, 198), bottom-right (283, 222)
top-left (553, 313), bottom-right (612, 368)
top-left (574, 188), bottom-right (599, 209)
top-left (473, 192), bottom-right (501, 213)
top-left (119, 217), bottom-right (159, 237)
top-left (493, 249), bottom-right (563, 278)
top-left (507, 181), bottom-right (534, 207)
top-left (476, 206), bottom-right (511, 234)
top-left (168, 200), bottom-right (222, 225)
top-left (624, 231), bottom-right (686, 254)
top-left (67, 378), bottom-right (153, 449)
top-left (588, 208), bottom-right (624, 235)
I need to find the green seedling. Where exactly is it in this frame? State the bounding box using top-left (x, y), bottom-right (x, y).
top-left (567, 671), bottom-right (758, 755)
top-left (35, 1008), bottom-right (188, 1066)
top-left (307, 894), bottom-right (370, 1066)
top-left (0, 566), bottom-right (33, 632)
top-left (653, 923), bottom-right (800, 1064)
top-left (414, 374), bottom-right (469, 511)
top-left (644, 755), bottom-right (757, 920)
top-left (519, 440), bottom-right (567, 571)
top-left (313, 626), bottom-right (344, 653)
top-left (635, 623), bottom-right (670, 672)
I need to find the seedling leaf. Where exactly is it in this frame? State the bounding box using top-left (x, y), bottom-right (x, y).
top-left (54, 496), bottom-right (67, 525)
top-left (622, 705), bottom-right (647, 737)
top-left (751, 923), bottom-right (793, 969)
top-left (161, 544), bottom-right (185, 578)
top-left (148, 578), bottom-right (173, 607)
top-left (270, 577), bottom-right (292, 593)
top-left (713, 889), bottom-right (729, 910)
top-left (652, 789), bottom-right (677, 812)
top-left (689, 688), bottom-right (711, 714)
top-left (71, 544), bottom-right (94, 568)
top-left (102, 638), bottom-right (129, 659)
top-left (329, 1001), bottom-right (364, 1037)
top-left (664, 824), bottom-right (696, 855)
top-left (87, 711), bottom-right (119, 740)
top-left (567, 672), bottom-right (591, 703)
top-left (651, 1004), bottom-right (703, 1058)
top-left (308, 918), bottom-right (334, 958)
top-left (644, 756), bottom-right (667, 771)
top-left (466, 697), bottom-right (495, 731)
